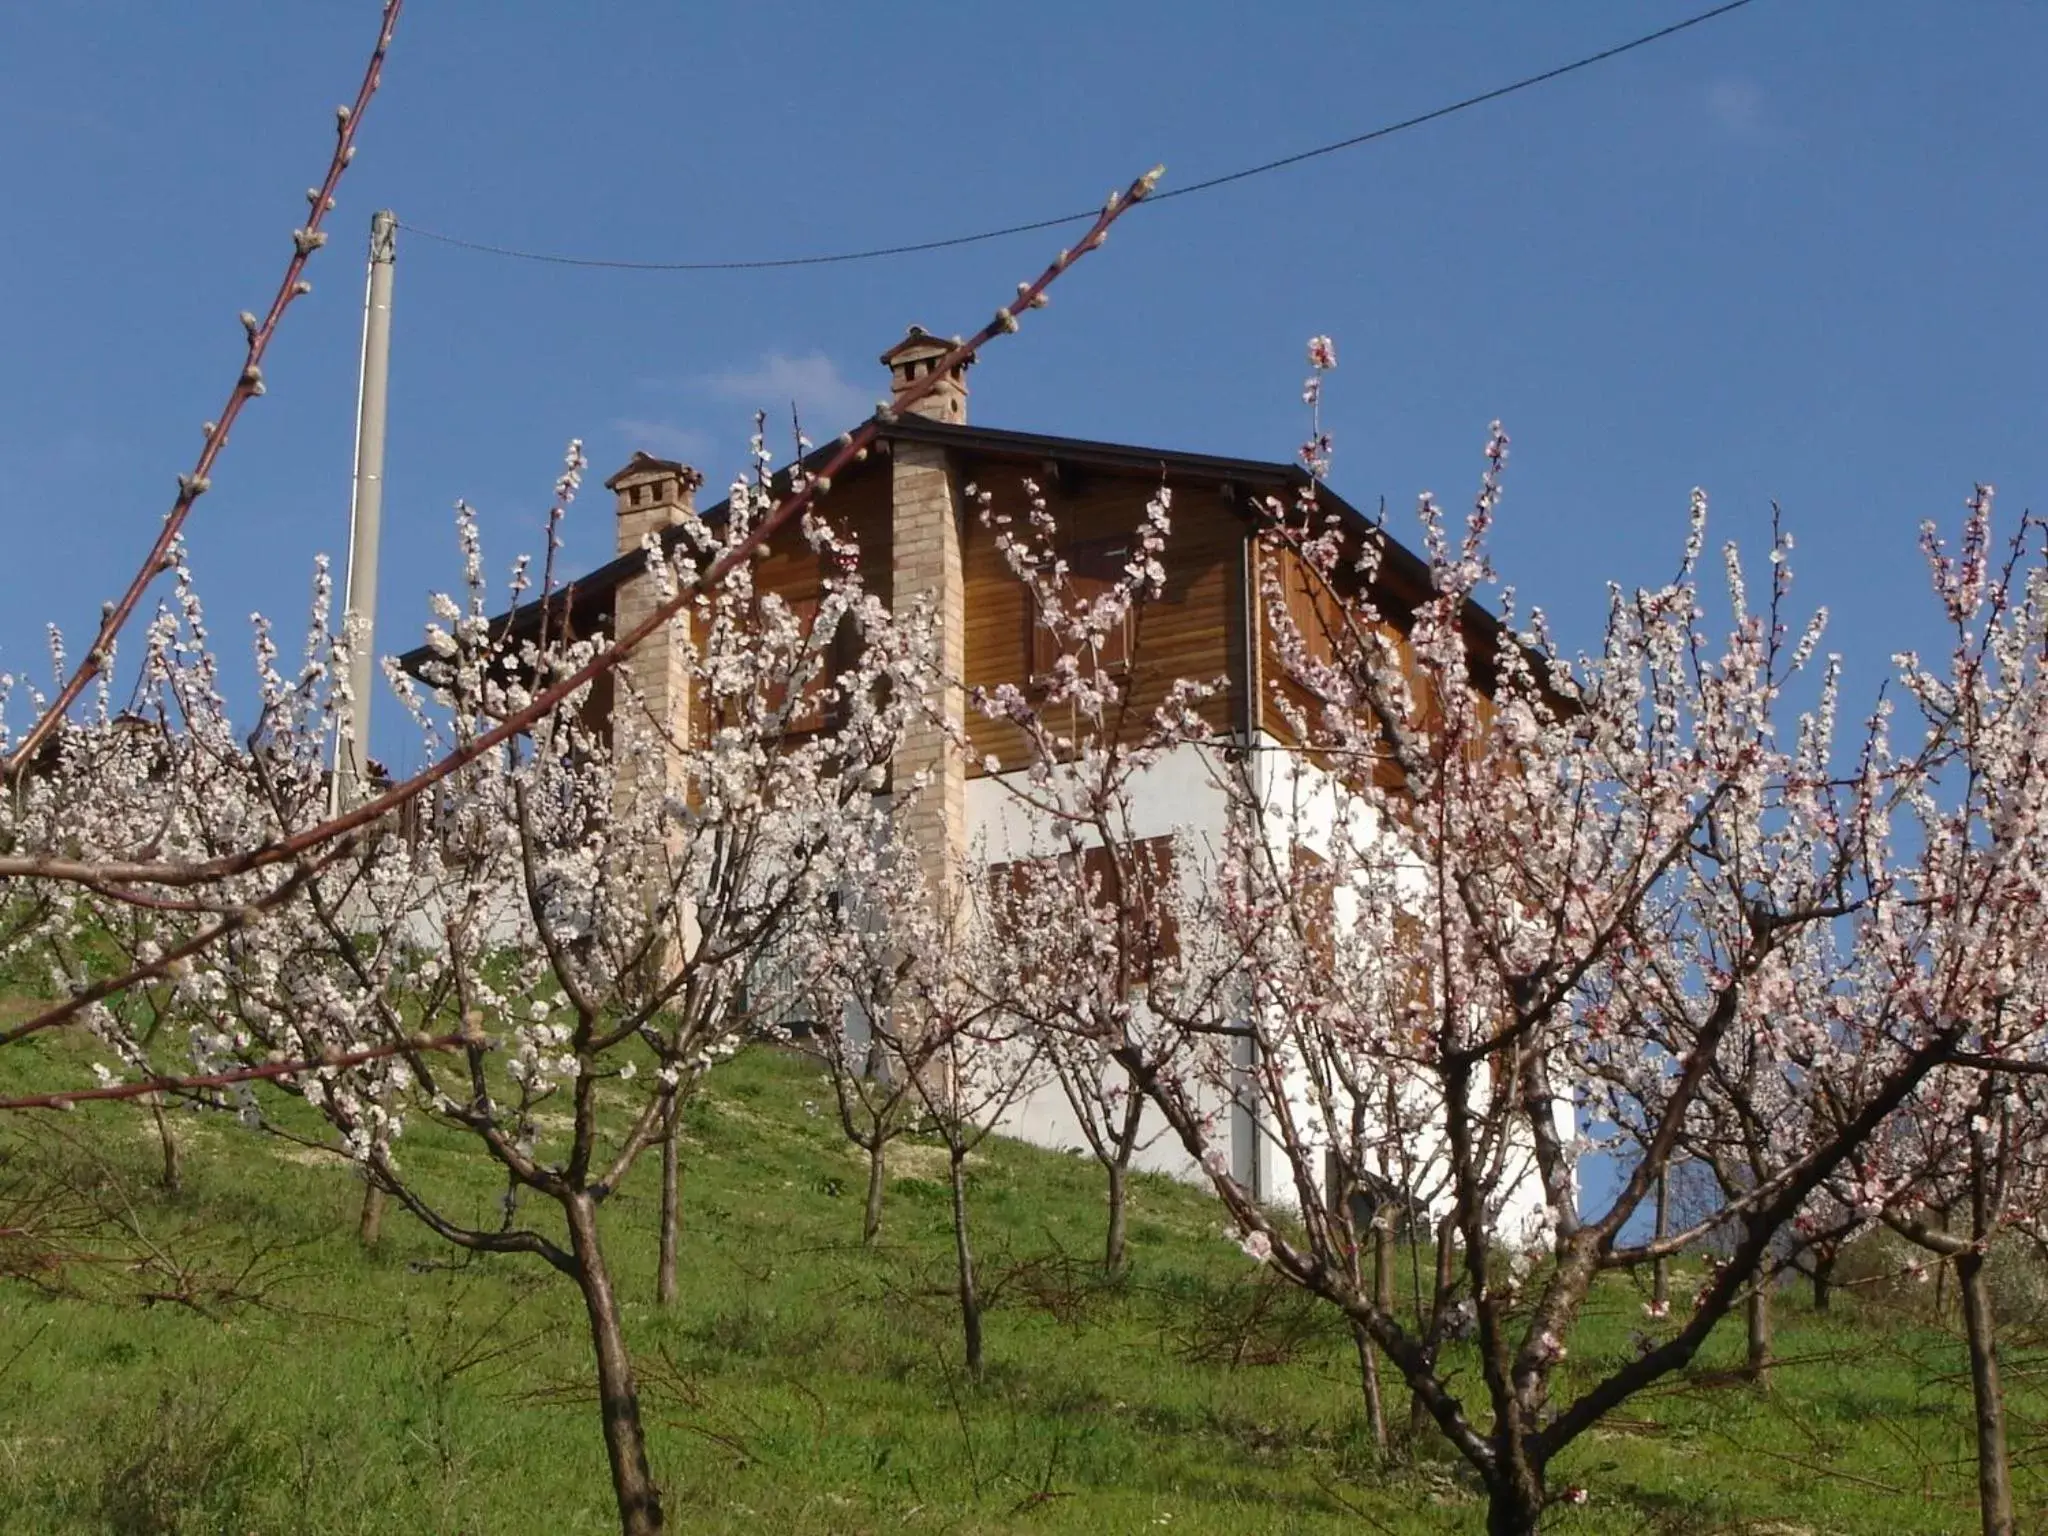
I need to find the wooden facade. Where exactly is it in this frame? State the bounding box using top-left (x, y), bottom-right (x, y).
top-left (952, 456), bottom-right (1248, 776)
top-left (408, 414), bottom-right (1511, 808)
top-left (383, 345), bottom-right (1556, 1218)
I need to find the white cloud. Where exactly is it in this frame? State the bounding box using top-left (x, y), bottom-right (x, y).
top-left (1705, 76), bottom-right (1768, 142)
top-left (696, 352), bottom-right (868, 434)
top-left (611, 418), bottom-right (713, 463)
top-left (614, 351), bottom-right (868, 467)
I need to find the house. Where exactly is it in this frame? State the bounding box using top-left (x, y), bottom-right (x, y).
top-left (420, 325), bottom-right (1567, 1233)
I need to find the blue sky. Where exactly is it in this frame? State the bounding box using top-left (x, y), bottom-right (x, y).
top-left (2, 2), bottom-right (2043, 772)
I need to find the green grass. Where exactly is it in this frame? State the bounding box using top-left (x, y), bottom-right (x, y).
top-left (1, 1032), bottom-right (2041, 1534)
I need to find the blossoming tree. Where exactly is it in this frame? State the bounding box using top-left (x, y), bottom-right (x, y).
top-left (0, 53), bottom-right (1161, 1520)
top-left (961, 340), bottom-right (2048, 1533)
top-left (5, 453), bottom-right (929, 1533)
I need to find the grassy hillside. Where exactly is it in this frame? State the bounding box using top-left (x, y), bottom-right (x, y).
top-left (0, 1036), bottom-right (2039, 1534)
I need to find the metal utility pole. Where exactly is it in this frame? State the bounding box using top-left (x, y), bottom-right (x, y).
top-left (333, 208), bottom-right (397, 813)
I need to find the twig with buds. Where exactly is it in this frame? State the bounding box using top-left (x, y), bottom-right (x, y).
top-left (3, 0), bottom-right (404, 781)
top-left (0, 1030), bottom-right (465, 1114)
top-left (0, 162), bottom-right (1168, 890)
top-left (0, 845), bottom-right (347, 1047)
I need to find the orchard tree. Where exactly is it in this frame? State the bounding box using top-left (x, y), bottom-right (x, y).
top-left (799, 907), bottom-right (928, 1247)
top-left (1811, 491), bottom-right (2048, 1536)
top-left (0, 39), bottom-right (1161, 1520)
top-left (969, 342), bottom-right (2048, 1533)
top-left (7, 455), bottom-right (928, 1533)
top-left (965, 475), bottom-right (1244, 1285)
top-left (1869, 1065), bottom-right (2048, 1536)
top-left (1038, 1020), bottom-right (1158, 1276)
top-left (796, 812), bottom-right (974, 1255)
top-left (812, 821), bottom-right (1050, 1377)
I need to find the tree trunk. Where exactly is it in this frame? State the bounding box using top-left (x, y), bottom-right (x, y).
top-left (1811, 1248), bottom-right (1836, 1314)
top-left (1347, 1212), bottom-right (1391, 1452)
top-left (948, 1145), bottom-right (983, 1379)
top-left (1743, 1281), bottom-right (1772, 1385)
top-left (1935, 1207), bottom-right (1953, 1316)
top-left (1412, 1212), bottom-right (1459, 1435)
top-left (358, 1180), bottom-right (386, 1248)
top-left (656, 1098), bottom-right (680, 1307)
top-left (1410, 1371), bottom-right (1435, 1437)
top-left (1351, 1319), bottom-right (1387, 1452)
top-left (1104, 1159), bottom-right (1128, 1276)
top-left (1374, 1220), bottom-right (1394, 1315)
top-left (1651, 1169), bottom-right (1670, 1313)
top-left (1484, 1466), bottom-right (1547, 1536)
top-left (862, 1140), bottom-right (887, 1247)
top-left (563, 1192), bottom-right (664, 1536)
top-left (147, 1095), bottom-right (181, 1195)
top-left (1373, 1219), bottom-right (1396, 1452)
top-left (1956, 1250), bottom-right (2015, 1536)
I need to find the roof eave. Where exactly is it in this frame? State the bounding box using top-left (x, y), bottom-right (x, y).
top-left (395, 416), bottom-right (1527, 684)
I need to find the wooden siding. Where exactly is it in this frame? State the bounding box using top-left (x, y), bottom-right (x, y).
top-left (1255, 540), bottom-right (1497, 782)
top-left (745, 459), bottom-right (895, 611)
top-left (1255, 539), bottom-right (1405, 776)
top-left (959, 469), bottom-right (1248, 775)
top-left (580, 460), bottom-right (899, 752)
top-left (696, 461), bottom-right (896, 741)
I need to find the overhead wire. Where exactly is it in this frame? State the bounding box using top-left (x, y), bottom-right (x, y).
top-left (396, 0), bottom-right (1757, 273)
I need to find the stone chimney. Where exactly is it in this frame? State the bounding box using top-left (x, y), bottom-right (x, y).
top-left (880, 325), bottom-right (969, 425)
top-left (606, 451), bottom-right (703, 557)
top-left (884, 332), bottom-right (969, 896)
top-left (603, 452), bottom-right (703, 833)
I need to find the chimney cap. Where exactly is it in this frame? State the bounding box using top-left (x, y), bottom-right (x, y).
top-left (604, 451), bottom-right (704, 494)
top-left (879, 324), bottom-right (970, 369)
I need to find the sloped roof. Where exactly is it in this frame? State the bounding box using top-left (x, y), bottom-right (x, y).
top-left (878, 325), bottom-right (963, 364)
top-left (602, 450), bottom-right (700, 492)
top-left (395, 417), bottom-right (1506, 678)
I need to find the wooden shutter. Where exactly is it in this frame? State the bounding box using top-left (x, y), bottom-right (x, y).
top-left (1081, 836), bottom-right (1179, 974)
top-left (1281, 550), bottom-right (1339, 669)
top-left (764, 591), bottom-right (833, 735)
top-left (1031, 535), bottom-right (1132, 681)
top-left (985, 834), bottom-right (1178, 994)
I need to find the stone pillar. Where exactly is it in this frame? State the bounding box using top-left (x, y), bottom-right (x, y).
top-left (604, 453), bottom-right (702, 832)
top-left (878, 326), bottom-right (971, 897)
top-left (890, 439), bottom-right (967, 895)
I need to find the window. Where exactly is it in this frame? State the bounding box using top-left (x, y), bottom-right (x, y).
top-left (1289, 842), bottom-right (1338, 967)
top-left (776, 591), bottom-right (840, 735)
top-left (1031, 535), bottom-right (1132, 682)
top-left (1281, 550), bottom-right (1341, 669)
top-left (986, 835), bottom-right (1179, 991)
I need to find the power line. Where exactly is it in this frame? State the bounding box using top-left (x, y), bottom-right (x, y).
top-left (1150, 0), bottom-right (1756, 204)
top-left (399, 206), bottom-right (1089, 272)
top-left (398, 0), bottom-right (1758, 274)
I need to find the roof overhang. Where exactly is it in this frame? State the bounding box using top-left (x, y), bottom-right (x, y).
top-left (395, 417), bottom-right (1527, 692)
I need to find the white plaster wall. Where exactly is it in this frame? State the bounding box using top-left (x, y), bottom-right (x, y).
top-left (963, 741), bottom-right (1235, 862)
top-left (995, 1062), bottom-right (1232, 1188)
top-left (1238, 734), bottom-right (1574, 1240)
top-left (960, 733), bottom-right (1577, 1243)
top-left (967, 742), bottom-right (1242, 1189)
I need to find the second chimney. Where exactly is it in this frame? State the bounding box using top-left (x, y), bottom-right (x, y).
top-left (880, 325), bottom-right (969, 425)
top-left (606, 452), bottom-right (704, 557)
